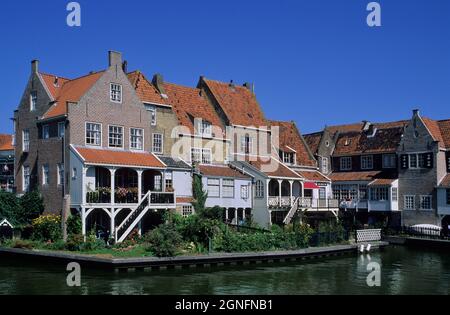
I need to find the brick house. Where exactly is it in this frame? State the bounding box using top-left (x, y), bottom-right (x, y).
top-left (0, 135), bottom-right (14, 192)
top-left (398, 110), bottom-right (450, 227)
top-left (305, 120), bottom-right (407, 227)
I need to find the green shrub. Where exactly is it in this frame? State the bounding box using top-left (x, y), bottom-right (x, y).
top-left (66, 234), bottom-right (85, 251)
top-left (144, 224), bottom-right (182, 257)
top-left (31, 215), bottom-right (62, 242)
top-left (43, 240), bottom-right (66, 251)
top-left (0, 191), bottom-right (22, 226)
top-left (67, 214), bottom-right (82, 236)
top-left (11, 239), bottom-right (35, 250)
top-left (79, 232), bottom-right (106, 251)
top-left (18, 190), bottom-right (45, 224)
top-left (176, 215), bottom-right (225, 246)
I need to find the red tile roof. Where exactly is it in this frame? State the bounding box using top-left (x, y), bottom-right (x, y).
top-left (330, 171), bottom-right (396, 182)
top-left (202, 79), bottom-right (267, 127)
top-left (303, 132), bottom-right (323, 155)
top-left (198, 165), bottom-right (250, 179)
top-left (0, 135), bottom-right (13, 151)
top-left (236, 155), bottom-right (302, 179)
top-left (73, 147), bottom-right (165, 169)
top-left (176, 197), bottom-right (194, 204)
top-left (297, 170), bottom-right (329, 182)
top-left (127, 71), bottom-right (169, 105)
top-left (368, 178), bottom-right (397, 186)
top-left (437, 120), bottom-right (450, 149)
top-left (164, 82), bottom-right (225, 134)
top-left (439, 174), bottom-right (450, 188)
top-left (41, 71), bottom-right (104, 119)
top-left (269, 120), bottom-right (316, 167)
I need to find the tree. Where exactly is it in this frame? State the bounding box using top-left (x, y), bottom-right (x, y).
top-left (0, 191), bottom-right (22, 225)
top-left (18, 190), bottom-right (44, 225)
top-left (192, 174), bottom-right (207, 215)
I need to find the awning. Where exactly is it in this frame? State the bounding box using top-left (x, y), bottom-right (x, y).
top-left (304, 182), bottom-right (320, 189)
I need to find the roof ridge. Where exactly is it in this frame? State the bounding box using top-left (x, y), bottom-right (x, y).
top-left (39, 72), bottom-right (72, 81)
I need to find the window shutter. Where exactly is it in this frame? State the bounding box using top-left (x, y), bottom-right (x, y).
top-left (400, 155), bottom-right (409, 169)
top-left (446, 154), bottom-right (450, 171)
top-left (424, 153), bottom-right (433, 169)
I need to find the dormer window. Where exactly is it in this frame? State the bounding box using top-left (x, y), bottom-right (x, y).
top-left (110, 83), bottom-right (122, 103)
top-left (281, 151), bottom-right (296, 165)
top-left (199, 120), bottom-right (212, 137)
top-left (361, 155), bottom-right (373, 170)
top-left (30, 91), bottom-right (37, 112)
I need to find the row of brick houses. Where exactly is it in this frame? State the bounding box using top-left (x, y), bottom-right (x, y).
top-left (304, 111), bottom-right (450, 228)
top-left (10, 51), bottom-right (450, 241)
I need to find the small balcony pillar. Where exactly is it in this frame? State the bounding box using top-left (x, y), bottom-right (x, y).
top-left (109, 168), bottom-right (117, 205)
top-left (82, 167), bottom-right (88, 205)
top-left (289, 180), bottom-right (294, 206)
top-left (278, 180), bottom-right (283, 207)
top-left (137, 170), bottom-right (143, 202)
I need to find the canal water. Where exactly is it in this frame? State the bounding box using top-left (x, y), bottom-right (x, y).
top-left (0, 246), bottom-right (449, 295)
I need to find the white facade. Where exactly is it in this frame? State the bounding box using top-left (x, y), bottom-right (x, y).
top-left (202, 176), bottom-right (253, 209)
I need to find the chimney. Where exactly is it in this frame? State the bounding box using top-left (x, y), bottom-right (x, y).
top-left (152, 73), bottom-right (166, 95)
top-left (31, 60), bottom-right (39, 74)
top-left (54, 76), bottom-right (59, 87)
top-left (108, 51), bottom-right (122, 67)
top-left (362, 120), bottom-right (372, 132)
top-left (122, 60), bottom-right (128, 73)
top-left (413, 109), bottom-right (420, 116)
top-left (229, 80), bottom-right (235, 88)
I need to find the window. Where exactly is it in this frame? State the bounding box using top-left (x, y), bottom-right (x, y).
top-left (222, 179), bottom-right (235, 198)
top-left (199, 121), bottom-right (212, 137)
top-left (42, 164), bottom-right (49, 186)
top-left (447, 189), bottom-right (450, 205)
top-left (165, 171), bottom-right (173, 190)
top-left (72, 168), bottom-right (77, 180)
top-left (283, 152), bottom-right (295, 165)
top-left (361, 155), bottom-right (373, 170)
top-left (22, 130), bottom-right (30, 152)
top-left (154, 175), bottom-right (162, 191)
top-left (152, 133), bottom-right (163, 154)
top-left (202, 149), bottom-right (212, 165)
top-left (241, 135), bottom-right (253, 154)
top-left (207, 179), bottom-right (220, 197)
top-left (145, 104), bottom-right (157, 126)
top-left (420, 195), bottom-right (432, 210)
top-left (30, 91), bottom-right (37, 111)
top-left (191, 148), bottom-right (202, 164)
top-left (182, 205), bottom-right (193, 217)
top-left (255, 180), bottom-right (264, 198)
top-left (23, 166), bottom-right (30, 192)
top-left (404, 195), bottom-right (415, 210)
top-left (340, 157), bottom-right (352, 171)
top-left (130, 128), bottom-right (144, 151)
top-left (86, 123), bottom-right (101, 146)
top-left (370, 187), bottom-right (388, 201)
top-left (332, 184), bottom-right (358, 201)
top-left (241, 185), bottom-right (249, 200)
top-left (110, 83), bottom-right (122, 103)
top-left (359, 185), bottom-right (368, 200)
top-left (57, 164), bottom-right (64, 186)
top-left (42, 125), bottom-right (50, 139)
top-left (109, 126), bottom-right (123, 148)
top-left (409, 154), bottom-right (418, 168)
top-left (319, 188), bottom-right (326, 200)
top-left (392, 188), bottom-right (398, 202)
top-left (322, 157), bottom-right (329, 174)
top-left (58, 122), bottom-right (65, 138)
top-left (418, 154), bottom-right (426, 168)
top-left (383, 154), bottom-right (396, 169)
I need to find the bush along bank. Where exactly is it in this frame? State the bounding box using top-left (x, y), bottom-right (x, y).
top-left (0, 206), bottom-right (350, 258)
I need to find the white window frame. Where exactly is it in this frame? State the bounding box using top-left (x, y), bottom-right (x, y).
top-left (255, 180), bottom-right (264, 198)
top-left (409, 154), bottom-right (418, 169)
top-left (391, 187), bottom-right (398, 202)
top-left (22, 130), bottom-right (30, 152)
top-left (110, 83), bottom-right (122, 103)
top-left (419, 195), bottom-right (432, 210)
top-left (241, 135), bottom-right (253, 154)
top-left (145, 104), bottom-right (157, 126)
top-left (152, 133), bottom-right (164, 154)
top-left (42, 164), bottom-right (49, 186)
top-left (207, 178), bottom-right (220, 197)
top-left (108, 125), bottom-right (124, 149)
top-left (57, 163), bottom-right (64, 186)
top-left (370, 187), bottom-right (389, 201)
top-left (58, 122), bottom-right (65, 138)
top-left (191, 148), bottom-right (202, 164)
top-left (182, 205), bottom-right (194, 217)
top-left (222, 179), bottom-right (235, 198)
top-left (130, 128), bottom-right (144, 151)
top-left (322, 157), bottom-right (329, 174)
top-left (23, 166), bottom-right (30, 192)
top-left (202, 148), bottom-right (212, 165)
top-left (42, 125), bottom-right (50, 140)
top-left (199, 120), bottom-right (212, 138)
top-left (241, 185), bottom-right (249, 200)
top-left (85, 122), bottom-right (102, 147)
top-left (404, 195), bottom-right (415, 210)
top-left (361, 155), bottom-right (374, 170)
top-left (382, 154), bottom-right (396, 169)
top-left (30, 91), bottom-right (37, 112)
top-left (340, 157), bottom-right (352, 171)
top-left (282, 152), bottom-right (296, 165)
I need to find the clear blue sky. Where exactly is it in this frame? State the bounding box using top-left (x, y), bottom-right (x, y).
top-left (0, 0), bottom-right (449, 135)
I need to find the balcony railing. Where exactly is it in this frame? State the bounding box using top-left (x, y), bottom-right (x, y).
top-left (150, 192), bottom-right (175, 206)
top-left (86, 190), bottom-right (111, 204)
top-left (268, 196), bottom-right (296, 208)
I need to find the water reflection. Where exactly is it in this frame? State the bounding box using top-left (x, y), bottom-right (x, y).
top-left (0, 246), bottom-right (450, 295)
